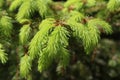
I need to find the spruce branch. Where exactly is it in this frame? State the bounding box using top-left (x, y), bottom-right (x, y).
top-left (38, 26), bottom-right (70, 72)
top-left (68, 11), bottom-right (85, 22)
top-left (64, 0), bottom-right (83, 11)
top-left (10, 0), bottom-right (51, 21)
top-left (107, 0), bottom-right (120, 11)
top-left (38, 49), bottom-right (52, 72)
top-left (29, 18), bottom-right (55, 60)
top-left (9, 0), bottom-right (23, 11)
top-left (36, 0), bottom-right (47, 18)
top-left (86, 0), bottom-right (96, 7)
top-left (88, 18), bottom-right (113, 34)
top-left (16, 0), bottom-right (35, 21)
top-left (20, 54), bottom-right (31, 78)
top-left (58, 48), bottom-right (70, 69)
top-left (19, 24), bottom-right (31, 45)
top-left (67, 12), bottom-right (112, 54)
top-left (46, 26), bottom-right (69, 57)
top-left (67, 21), bottom-right (99, 54)
top-left (0, 16), bottom-right (13, 37)
top-left (0, 44), bottom-right (8, 64)
top-left (1, 0), bottom-right (114, 77)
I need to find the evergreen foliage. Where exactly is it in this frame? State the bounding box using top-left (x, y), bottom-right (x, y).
top-left (9, 0), bottom-right (23, 11)
top-left (29, 18), bottom-right (55, 60)
top-left (10, 0), bottom-right (51, 21)
top-left (107, 0), bottom-right (120, 11)
top-left (66, 11), bottom-right (112, 53)
top-left (64, 0), bottom-right (96, 11)
top-left (0, 0), bottom-right (120, 79)
top-left (38, 26), bottom-right (70, 72)
top-left (20, 54), bottom-right (31, 78)
top-left (0, 44), bottom-right (8, 64)
top-left (0, 16), bottom-right (13, 37)
top-left (87, 0), bottom-right (96, 7)
top-left (0, 0), bottom-right (4, 8)
top-left (19, 24), bottom-right (31, 44)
